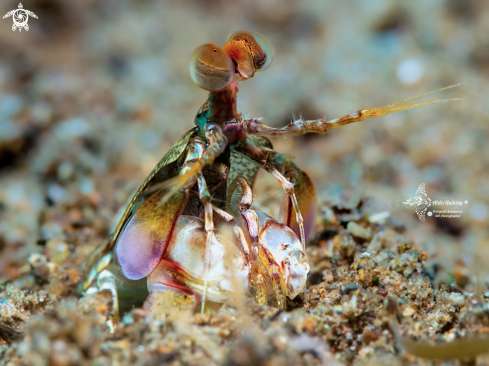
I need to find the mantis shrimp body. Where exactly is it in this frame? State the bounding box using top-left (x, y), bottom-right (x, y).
top-left (81, 31), bottom-right (465, 324)
top-left (146, 176), bottom-right (309, 305)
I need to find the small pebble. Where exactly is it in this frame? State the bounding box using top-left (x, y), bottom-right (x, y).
top-left (347, 222), bottom-right (371, 240)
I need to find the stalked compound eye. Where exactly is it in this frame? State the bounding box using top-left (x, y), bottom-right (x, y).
top-left (224, 31), bottom-right (273, 80)
top-left (189, 43), bottom-right (235, 92)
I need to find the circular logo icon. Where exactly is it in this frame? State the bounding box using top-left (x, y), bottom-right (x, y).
top-left (13, 9), bottom-right (28, 28)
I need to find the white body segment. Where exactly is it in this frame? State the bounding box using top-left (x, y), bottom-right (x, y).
top-left (256, 212), bottom-right (310, 299)
top-left (147, 211), bottom-right (310, 304)
top-left (147, 215), bottom-right (249, 303)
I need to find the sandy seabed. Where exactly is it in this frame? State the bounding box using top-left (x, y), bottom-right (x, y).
top-left (1, 1), bottom-right (489, 365)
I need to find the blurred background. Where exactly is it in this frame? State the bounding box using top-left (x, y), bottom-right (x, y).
top-left (0, 0), bottom-right (487, 284)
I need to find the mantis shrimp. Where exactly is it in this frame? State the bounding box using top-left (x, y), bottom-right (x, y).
top-left (81, 31), bottom-right (465, 321)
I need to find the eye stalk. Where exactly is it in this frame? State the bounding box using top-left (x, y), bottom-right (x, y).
top-left (189, 43), bottom-right (235, 92)
top-left (188, 32), bottom-right (273, 92)
top-left (224, 31), bottom-right (273, 80)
